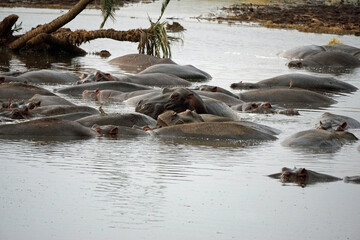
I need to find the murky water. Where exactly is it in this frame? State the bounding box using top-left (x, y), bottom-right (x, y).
top-left (1, 1), bottom-right (360, 239)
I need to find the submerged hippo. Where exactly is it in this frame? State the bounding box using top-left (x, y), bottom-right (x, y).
top-left (150, 121), bottom-right (277, 141)
top-left (135, 87), bottom-right (240, 120)
top-left (281, 128), bottom-right (358, 151)
top-left (237, 88), bottom-right (336, 109)
top-left (56, 81), bottom-right (151, 96)
top-left (91, 124), bottom-right (149, 137)
top-left (230, 73), bottom-right (357, 93)
top-left (231, 101), bottom-right (299, 116)
top-left (197, 85), bottom-right (239, 99)
top-left (108, 53), bottom-right (176, 73)
top-left (156, 109), bottom-right (280, 136)
top-left (280, 44), bottom-right (360, 72)
top-left (268, 167), bottom-right (341, 187)
top-left (196, 90), bottom-right (244, 106)
top-left (0, 83), bottom-right (55, 101)
top-left (28, 94), bottom-right (75, 106)
top-left (0, 69), bottom-right (80, 85)
top-left (314, 112), bottom-right (360, 130)
top-left (0, 118), bottom-right (96, 138)
top-left (76, 112), bottom-right (157, 128)
top-left (30, 105), bottom-right (99, 116)
top-left (79, 71), bottom-right (192, 88)
top-left (138, 64), bottom-right (212, 82)
top-left (279, 44), bottom-right (360, 60)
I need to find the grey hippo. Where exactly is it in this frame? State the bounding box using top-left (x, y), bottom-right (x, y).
top-left (0, 83), bottom-right (55, 101)
top-left (91, 124), bottom-right (150, 137)
top-left (279, 44), bottom-right (360, 72)
top-left (268, 167), bottom-right (341, 187)
top-left (138, 64), bottom-right (212, 82)
top-left (0, 69), bottom-right (80, 85)
top-left (135, 87), bottom-right (240, 120)
top-left (230, 73), bottom-right (357, 93)
top-left (108, 53), bottom-right (176, 73)
top-left (237, 88), bottom-right (336, 109)
top-left (0, 118), bottom-right (96, 139)
top-left (231, 101), bottom-right (299, 116)
top-left (314, 112), bottom-right (360, 130)
top-left (281, 127), bottom-right (358, 152)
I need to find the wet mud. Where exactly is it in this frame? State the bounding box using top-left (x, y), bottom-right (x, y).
top-left (203, 2), bottom-right (360, 36)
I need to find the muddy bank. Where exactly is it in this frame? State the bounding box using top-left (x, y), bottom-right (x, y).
top-left (201, 2), bottom-right (360, 36)
top-left (0, 0), bottom-right (145, 9)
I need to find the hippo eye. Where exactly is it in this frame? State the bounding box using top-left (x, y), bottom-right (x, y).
top-left (171, 93), bottom-right (180, 100)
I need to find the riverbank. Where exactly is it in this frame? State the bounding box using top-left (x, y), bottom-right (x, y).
top-left (200, 2), bottom-right (360, 36)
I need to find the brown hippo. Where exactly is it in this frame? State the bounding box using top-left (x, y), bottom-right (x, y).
top-left (237, 88), bottom-right (336, 109)
top-left (150, 121), bottom-right (278, 141)
top-left (268, 167), bottom-right (342, 187)
top-left (231, 101), bottom-right (299, 116)
top-left (0, 118), bottom-right (96, 139)
top-left (230, 73), bottom-right (357, 93)
top-left (0, 69), bottom-right (80, 85)
top-left (91, 124), bottom-right (150, 137)
top-left (108, 53), bottom-right (176, 73)
top-left (0, 83), bottom-right (55, 101)
top-left (314, 112), bottom-right (360, 130)
top-left (138, 64), bottom-right (212, 82)
top-left (281, 127), bottom-right (358, 151)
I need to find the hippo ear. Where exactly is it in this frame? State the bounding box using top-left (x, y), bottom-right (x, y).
top-left (109, 126), bottom-right (119, 136)
top-left (340, 122), bottom-right (347, 129)
top-left (95, 88), bottom-right (100, 94)
top-left (162, 87), bottom-right (172, 94)
top-left (318, 121), bottom-right (324, 129)
top-left (211, 86), bottom-right (218, 92)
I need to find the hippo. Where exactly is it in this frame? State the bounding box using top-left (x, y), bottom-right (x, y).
top-left (0, 118), bottom-right (96, 139)
top-left (156, 109), bottom-right (280, 136)
top-left (231, 101), bottom-right (299, 116)
top-left (0, 83), bottom-right (55, 101)
top-left (343, 176), bottom-right (360, 184)
top-left (150, 121), bottom-right (278, 141)
top-left (28, 94), bottom-right (75, 106)
top-left (138, 64), bottom-right (212, 82)
top-left (288, 51), bottom-right (360, 72)
top-left (0, 70), bottom-right (80, 85)
top-left (156, 109), bottom-right (205, 128)
top-left (197, 85), bottom-right (239, 99)
top-left (268, 167), bottom-right (342, 187)
top-left (135, 87), bottom-right (240, 120)
top-left (237, 88), bottom-right (336, 109)
top-left (314, 112), bottom-right (360, 130)
top-left (56, 81), bottom-right (151, 96)
top-left (76, 112), bottom-right (157, 128)
top-left (91, 124), bottom-right (149, 137)
top-left (196, 90), bottom-right (244, 106)
top-left (93, 71), bottom-right (192, 88)
top-left (108, 53), bottom-right (176, 73)
top-left (279, 44), bottom-right (360, 60)
top-left (30, 105), bottom-right (99, 116)
top-left (281, 128), bottom-right (358, 151)
top-left (230, 73), bottom-right (357, 93)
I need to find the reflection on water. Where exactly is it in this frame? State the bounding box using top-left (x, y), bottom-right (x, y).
top-left (1, 1), bottom-right (360, 240)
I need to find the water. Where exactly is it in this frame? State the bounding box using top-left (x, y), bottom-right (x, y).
top-left (1, 1), bottom-right (360, 239)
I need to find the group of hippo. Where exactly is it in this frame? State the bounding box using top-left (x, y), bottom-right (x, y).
top-left (1, 43), bottom-right (360, 186)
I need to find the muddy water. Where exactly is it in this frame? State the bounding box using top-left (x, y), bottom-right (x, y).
top-left (1, 1), bottom-right (360, 239)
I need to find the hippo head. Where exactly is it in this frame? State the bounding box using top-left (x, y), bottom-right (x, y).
top-left (318, 121), bottom-right (347, 131)
top-left (280, 167), bottom-right (308, 187)
top-left (157, 109), bottom-right (204, 128)
top-left (230, 81), bottom-right (258, 90)
top-left (135, 88), bottom-right (207, 119)
top-left (92, 124), bottom-right (119, 136)
top-left (82, 88), bottom-right (100, 101)
top-left (288, 60), bottom-right (304, 69)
